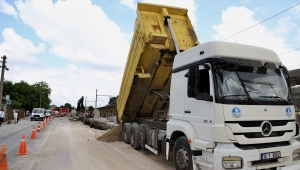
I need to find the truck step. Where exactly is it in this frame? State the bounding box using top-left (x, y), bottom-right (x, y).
top-left (145, 144), bottom-right (158, 155)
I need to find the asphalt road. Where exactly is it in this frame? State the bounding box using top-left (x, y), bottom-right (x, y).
top-left (0, 117), bottom-right (174, 170)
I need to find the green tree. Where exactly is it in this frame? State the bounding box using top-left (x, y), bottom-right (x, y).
top-left (107, 96), bottom-right (118, 106)
top-left (3, 80), bottom-right (52, 110)
top-left (88, 106), bottom-right (94, 111)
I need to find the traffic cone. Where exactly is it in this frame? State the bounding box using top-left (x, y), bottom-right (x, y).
top-left (0, 145), bottom-right (6, 154)
top-left (40, 122), bottom-right (44, 129)
top-left (44, 119), bottom-right (46, 128)
top-left (30, 126), bottom-right (37, 139)
top-left (37, 122), bottom-right (41, 132)
top-left (16, 134), bottom-right (28, 155)
top-left (0, 145), bottom-right (8, 170)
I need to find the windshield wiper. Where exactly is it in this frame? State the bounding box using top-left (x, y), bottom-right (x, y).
top-left (221, 95), bottom-right (248, 99)
top-left (221, 95), bottom-right (258, 104)
top-left (234, 72), bottom-right (259, 104)
top-left (259, 96), bottom-right (289, 104)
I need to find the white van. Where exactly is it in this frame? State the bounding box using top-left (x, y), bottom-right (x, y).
top-left (31, 108), bottom-right (45, 121)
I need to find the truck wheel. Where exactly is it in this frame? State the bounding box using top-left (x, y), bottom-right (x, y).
top-left (130, 124), bottom-right (141, 150)
top-left (122, 123), bottom-right (131, 144)
top-left (139, 124), bottom-right (148, 150)
top-left (31, 118), bottom-right (33, 121)
top-left (173, 136), bottom-right (193, 170)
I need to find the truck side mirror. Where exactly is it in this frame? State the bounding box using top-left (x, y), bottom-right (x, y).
top-left (281, 65), bottom-right (289, 75)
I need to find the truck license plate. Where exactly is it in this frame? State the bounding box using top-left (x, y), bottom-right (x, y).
top-left (261, 151), bottom-right (281, 160)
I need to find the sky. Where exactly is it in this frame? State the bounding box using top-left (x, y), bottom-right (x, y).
top-left (0, 0), bottom-right (299, 108)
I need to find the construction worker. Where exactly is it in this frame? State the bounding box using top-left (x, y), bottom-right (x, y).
top-left (14, 110), bottom-right (18, 124)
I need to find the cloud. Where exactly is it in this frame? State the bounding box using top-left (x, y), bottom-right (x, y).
top-left (0, 0), bottom-right (18, 18)
top-left (6, 65), bottom-right (122, 107)
top-left (120, 0), bottom-right (135, 9)
top-left (15, 0), bottom-right (129, 70)
top-left (291, 4), bottom-right (300, 18)
top-left (212, 6), bottom-right (300, 69)
top-left (0, 28), bottom-right (44, 66)
top-left (293, 29), bottom-right (300, 47)
top-left (0, 0), bottom-right (131, 106)
top-left (119, 0), bottom-right (198, 26)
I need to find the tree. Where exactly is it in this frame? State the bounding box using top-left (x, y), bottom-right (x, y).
top-left (107, 96), bottom-right (118, 106)
top-left (88, 106), bottom-right (94, 111)
top-left (3, 80), bottom-right (52, 110)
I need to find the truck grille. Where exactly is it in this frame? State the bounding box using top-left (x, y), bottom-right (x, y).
top-left (33, 115), bottom-right (40, 117)
top-left (226, 120), bottom-right (295, 127)
top-left (234, 141), bottom-right (290, 150)
top-left (234, 131), bottom-right (290, 138)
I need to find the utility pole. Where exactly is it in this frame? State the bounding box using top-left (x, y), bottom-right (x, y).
top-left (0, 55), bottom-right (8, 109)
top-left (95, 89), bottom-right (111, 108)
top-left (95, 89), bottom-right (97, 108)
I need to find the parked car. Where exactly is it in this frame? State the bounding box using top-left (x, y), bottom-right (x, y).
top-left (31, 108), bottom-right (45, 121)
top-left (45, 110), bottom-right (52, 118)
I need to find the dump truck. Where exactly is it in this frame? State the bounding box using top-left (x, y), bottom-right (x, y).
top-left (116, 2), bottom-right (300, 169)
top-left (59, 108), bottom-right (69, 116)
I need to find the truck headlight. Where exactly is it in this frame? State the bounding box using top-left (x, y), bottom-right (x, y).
top-left (293, 148), bottom-right (300, 161)
top-left (222, 156), bottom-right (242, 169)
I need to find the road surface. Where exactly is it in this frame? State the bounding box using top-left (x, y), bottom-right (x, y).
top-left (0, 117), bottom-right (174, 170)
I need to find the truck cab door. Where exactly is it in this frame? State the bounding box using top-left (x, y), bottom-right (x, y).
top-left (184, 64), bottom-right (215, 139)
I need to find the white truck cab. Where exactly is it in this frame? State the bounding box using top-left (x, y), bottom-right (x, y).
top-left (168, 41), bottom-right (300, 169)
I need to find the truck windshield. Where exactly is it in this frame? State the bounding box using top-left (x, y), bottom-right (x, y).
top-left (215, 66), bottom-right (292, 105)
top-left (32, 109), bottom-right (44, 113)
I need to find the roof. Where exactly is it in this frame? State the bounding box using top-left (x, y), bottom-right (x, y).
top-left (173, 41), bottom-right (282, 70)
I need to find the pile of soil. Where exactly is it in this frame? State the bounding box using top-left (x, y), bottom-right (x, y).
top-left (97, 124), bottom-right (123, 142)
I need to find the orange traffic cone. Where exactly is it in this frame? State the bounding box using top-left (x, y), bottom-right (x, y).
top-left (44, 119), bottom-right (46, 128)
top-left (37, 122), bottom-right (41, 132)
top-left (30, 126), bottom-right (37, 139)
top-left (16, 134), bottom-right (28, 155)
top-left (0, 145), bottom-right (8, 170)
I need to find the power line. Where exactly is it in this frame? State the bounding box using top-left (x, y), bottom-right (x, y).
top-left (222, 3), bottom-right (300, 41)
top-left (287, 64), bottom-right (300, 69)
top-left (6, 61), bottom-right (19, 80)
top-left (6, 71), bottom-right (16, 83)
top-left (278, 47), bottom-right (300, 55)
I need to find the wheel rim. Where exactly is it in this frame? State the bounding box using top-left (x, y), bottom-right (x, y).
top-left (176, 146), bottom-right (189, 170)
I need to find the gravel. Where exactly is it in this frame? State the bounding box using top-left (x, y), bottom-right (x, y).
top-left (97, 124), bottom-right (123, 142)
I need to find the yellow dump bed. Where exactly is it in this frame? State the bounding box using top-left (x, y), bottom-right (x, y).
top-left (117, 2), bottom-right (199, 122)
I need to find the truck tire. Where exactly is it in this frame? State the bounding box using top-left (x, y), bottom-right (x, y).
top-left (139, 124), bottom-right (148, 151)
top-left (130, 123), bottom-right (141, 150)
top-left (122, 123), bottom-right (131, 144)
top-left (173, 136), bottom-right (193, 170)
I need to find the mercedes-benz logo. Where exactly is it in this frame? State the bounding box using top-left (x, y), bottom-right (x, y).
top-left (261, 121), bottom-right (272, 137)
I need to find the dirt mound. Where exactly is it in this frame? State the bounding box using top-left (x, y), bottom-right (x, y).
top-left (97, 124), bottom-right (123, 142)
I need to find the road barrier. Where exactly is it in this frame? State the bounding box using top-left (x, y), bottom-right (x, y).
top-left (0, 145), bottom-right (8, 170)
top-left (16, 134), bottom-right (28, 156)
top-left (37, 122), bottom-right (41, 132)
top-left (30, 126), bottom-right (37, 139)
